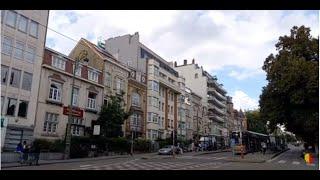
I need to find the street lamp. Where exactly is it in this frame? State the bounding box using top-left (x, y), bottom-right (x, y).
top-left (64, 50), bottom-right (89, 160)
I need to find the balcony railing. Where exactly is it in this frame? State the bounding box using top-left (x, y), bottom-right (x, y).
top-left (208, 96), bottom-right (226, 108)
top-left (208, 114), bottom-right (225, 123)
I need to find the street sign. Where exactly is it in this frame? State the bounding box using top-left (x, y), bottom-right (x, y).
top-left (63, 106), bottom-right (83, 117)
top-left (93, 125), bottom-right (100, 135)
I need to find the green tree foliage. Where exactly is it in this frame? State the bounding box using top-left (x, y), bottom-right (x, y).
top-left (260, 26), bottom-right (319, 144)
top-left (245, 110), bottom-right (267, 134)
top-left (97, 92), bottom-right (131, 138)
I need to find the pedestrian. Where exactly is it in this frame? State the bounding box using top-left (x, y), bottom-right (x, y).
top-left (230, 138), bottom-right (235, 157)
top-left (32, 141), bottom-right (41, 166)
top-left (15, 143), bottom-right (24, 163)
top-left (261, 141), bottom-right (267, 155)
top-left (22, 141), bottom-right (29, 164)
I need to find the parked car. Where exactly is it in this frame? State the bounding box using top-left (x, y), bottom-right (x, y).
top-left (158, 145), bottom-right (181, 155)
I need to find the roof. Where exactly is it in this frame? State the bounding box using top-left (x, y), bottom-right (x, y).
top-left (80, 38), bottom-right (130, 71)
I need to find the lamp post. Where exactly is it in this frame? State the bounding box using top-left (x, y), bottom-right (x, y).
top-left (64, 50), bottom-right (88, 160)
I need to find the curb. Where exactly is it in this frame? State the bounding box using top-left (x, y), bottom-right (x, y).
top-left (194, 150), bottom-right (231, 156)
top-left (225, 148), bottom-right (290, 164)
top-left (1, 155), bottom-right (131, 169)
top-left (270, 148), bottom-right (290, 159)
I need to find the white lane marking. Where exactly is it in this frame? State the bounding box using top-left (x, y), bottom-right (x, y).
top-left (292, 161), bottom-right (300, 165)
top-left (80, 164), bottom-right (93, 168)
top-left (278, 160), bottom-right (286, 164)
top-left (213, 157), bottom-right (226, 160)
top-left (307, 163), bottom-right (315, 166)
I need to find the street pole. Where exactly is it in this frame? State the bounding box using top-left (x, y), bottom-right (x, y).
top-left (172, 128), bottom-right (175, 158)
top-left (131, 129), bottom-right (134, 156)
top-left (64, 51), bottom-right (87, 160)
top-left (64, 58), bottom-right (77, 160)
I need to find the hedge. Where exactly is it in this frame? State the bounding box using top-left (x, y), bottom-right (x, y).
top-left (33, 139), bottom-right (65, 153)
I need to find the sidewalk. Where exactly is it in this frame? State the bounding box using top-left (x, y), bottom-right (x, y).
top-left (225, 149), bottom-right (290, 163)
top-left (1, 152), bottom-right (158, 169)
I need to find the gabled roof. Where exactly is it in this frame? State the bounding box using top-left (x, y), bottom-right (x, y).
top-left (77, 38), bottom-right (130, 72)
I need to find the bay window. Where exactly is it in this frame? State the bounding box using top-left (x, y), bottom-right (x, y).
top-left (49, 82), bottom-right (62, 102)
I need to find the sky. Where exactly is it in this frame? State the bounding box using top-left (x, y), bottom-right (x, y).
top-left (46, 10), bottom-right (319, 111)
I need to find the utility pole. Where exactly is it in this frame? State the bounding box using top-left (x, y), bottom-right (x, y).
top-left (64, 50), bottom-right (88, 159)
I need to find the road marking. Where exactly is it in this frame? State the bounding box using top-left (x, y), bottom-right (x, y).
top-left (292, 161), bottom-right (300, 165)
top-left (307, 163), bottom-right (315, 166)
top-left (278, 160), bottom-right (286, 164)
top-left (79, 164), bottom-right (93, 168)
top-left (213, 157), bottom-right (226, 160)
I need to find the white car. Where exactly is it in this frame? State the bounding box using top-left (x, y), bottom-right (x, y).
top-left (158, 145), bottom-right (181, 155)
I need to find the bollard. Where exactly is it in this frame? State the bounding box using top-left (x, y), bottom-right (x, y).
top-left (241, 145), bottom-right (244, 159)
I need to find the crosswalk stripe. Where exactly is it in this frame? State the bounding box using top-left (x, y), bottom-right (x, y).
top-left (292, 161), bottom-right (300, 165)
top-left (278, 160), bottom-right (286, 164)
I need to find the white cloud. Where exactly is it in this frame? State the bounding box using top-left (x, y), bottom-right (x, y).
top-left (228, 69), bottom-right (265, 80)
top-left (46, 10), bottom-right (319, 77)
top-left (232, 90), bottom-right (259, 110)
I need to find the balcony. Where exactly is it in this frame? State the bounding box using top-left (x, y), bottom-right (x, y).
top-left (208, 113), bottom-right (225, 123)
top-left (207, 87), bottom-right (226, 101)
top-left (208, 96), bottom-right (226, 108)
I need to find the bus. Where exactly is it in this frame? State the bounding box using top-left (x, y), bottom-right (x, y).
top-left (231, 130), bottom-right (269, 154)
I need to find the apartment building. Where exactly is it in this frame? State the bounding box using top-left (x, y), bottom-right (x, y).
top-left (190, 90), bottom-right (204, 140)
top-left (105, 32), bottom-right (180, 140)
top-left (33, 48), bottom-right (104, 140)
top-left (105, 33), bottom-right (149, 139)
top-left (177, 76), bottom-right (187, 140)
top-left (1, 10), bottom-right (49, 151)
top-left (173, 59), bottom-right (228, 138)
top-left (68, 38), bottom-right (132, 136)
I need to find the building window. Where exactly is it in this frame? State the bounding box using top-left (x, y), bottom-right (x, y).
top-left (162, 103), bottom-right (164, 112)
top-left (9, 68), bottom-right (21, 88)
top-left (195, 73), bottom-right (198, 79)
top-left (130, 113), bottom-right (141, 131)
top-left (148, 96), bottom-right (159, 108)
top-left (71, 118), bottom-right (83, 136)
top-left (29, 20), bottom-right (39, 38)
top-left (115, 77), bottom-right (124, 94)
top-left (52, 56), bottom-right (66, 70)
top-left (147, 130), bottom-right (151, 139)
top-left (171, 106), bottom-right (173, 115)
top-left (18, 15), bottom-right (28, 33)
top-left (21, 72), bottom-right (33, 91)
top-left (147, 112), bottom-right (158, 123)
top-left (5, 10), bottom-right (17, 28)
top-left (14, 41), bottom-right (25, 60)
top-left (105, 72), bottom-right (112, 87)
top-left (1, 65), bottom-right (9, 85)
top-left (1, 36), bottom-right (13, 56)
top-left (87, 92), bottom-right (97, 110)
top-left (18, 100), bottom-right (28, 118)
top-left (43, 113), bottom-right (58, 133)
top-left (154, 66), bottom-right (159, 76)
top-left (88, 70), bottom-right (98, 82)
top-left (1, 96), bottom-right (4, 112)
top-left (72, 87), bottom-right (79, 106)
top-left (131, 92), bottom-right (140, 107)
top-left (74, 64), bottom-right (82, 77)
top-left (49, 82), bottom-right (62, 102)
top-left (25, 45), bottom-right (36, 63)
top-left (6, 98), bottom-right (17, 116)
top-left (152, 130), bottom-right (158, 140)
top-left (158, 101), bottom-right (161, 110)
top-left (148, 80), bottom-right (159, 92)
top-left (103, 99), bottom-right (108, 106)
top-left (171, 92), bottom-right (174, 101)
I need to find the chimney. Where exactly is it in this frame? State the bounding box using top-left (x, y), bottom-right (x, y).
top-left (184, 59), bottom-right (187, 65)
top-left (192, 58), bottom-right (195, 64)
top-left (174, 61), bottom-right (177, 67)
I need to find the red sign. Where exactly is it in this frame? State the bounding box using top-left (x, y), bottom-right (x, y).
top-left (63, 106), bottom-right (83, 117)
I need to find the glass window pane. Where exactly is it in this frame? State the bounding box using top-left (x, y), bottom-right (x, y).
top-left (1, 65), bottom-right (9, 85)
top-left (9, 68), bottom-right (21, 88)
top-left (21, 72), bottom-right (32, 91)
top-left (6, 98), bottom-right (17, 116)
top-left (29, 20), bottom-right (38, 38)
top-left (18, 15), bottom-right (28, 32)
top-left (14, 41), bottom-right (24, 59)
top-left (25, 45), bottom-right (36, 63)
top-left (18, 101), bottom-right (28, 118)
top-left (5, 10), bottom-right (17, 28)
top-left (2, 36), bottom-right (13, 55)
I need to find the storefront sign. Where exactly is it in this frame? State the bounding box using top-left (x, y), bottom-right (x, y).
top-left (63, 106), bottom-right (83, 117)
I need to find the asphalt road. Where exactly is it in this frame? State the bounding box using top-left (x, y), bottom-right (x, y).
top-left (3, 146), bottom-right (318, 170)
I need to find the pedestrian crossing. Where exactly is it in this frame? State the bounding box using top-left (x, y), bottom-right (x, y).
top-left (177, 156), bottom-right (227, 160)
top-left (71, 161), bottom-right (225, 170)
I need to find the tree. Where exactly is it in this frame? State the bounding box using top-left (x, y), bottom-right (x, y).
top-left (97, 92), bottom-right (131, 138)
top-left (259, 26), bottom-right (319, 145)
top-left (245, 109), bottom-right (267, 134)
